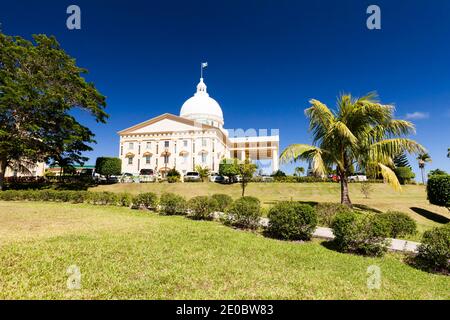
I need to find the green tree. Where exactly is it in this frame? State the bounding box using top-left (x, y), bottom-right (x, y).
top-left (428, 168), bottom-right (447, 177)
top-left (95, 157), bottom-right (121, 181)
top-left (393, 152), bottom-right (411, 168)
top-left (280, 92), bottom-right (425, 206)
top-left (238, 159), bottom-right (257, 197)
top-left (219, 158), bottom-right (239, 183)
top-left (195, 165), bottom-right (210, 182)
top-left (0, 32), bottom-right (107, 190)
top-left (295, 167), bottom-right (305, 176)
top-left (417, 152), bottom-right (432, 184)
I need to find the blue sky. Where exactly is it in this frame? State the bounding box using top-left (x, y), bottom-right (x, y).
top-left (1, 0), bottom-right (449, 177)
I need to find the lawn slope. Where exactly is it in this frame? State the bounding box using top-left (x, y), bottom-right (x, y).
top-left (0, 201), bottom-right (448, 299)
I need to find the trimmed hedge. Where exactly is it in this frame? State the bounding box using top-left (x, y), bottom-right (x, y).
top-left (427, 174), bottom-right (450, 208)
top-left (132, 192), bottom-right (158, 210)
top-left (224, 196), bottom-right (262, 229)
top-left (375, 211), bottom-right (417, 238)
top-left (416, 224), bottom-right (450, 272)
top-left (187, 196), bottom-right (218, 220)
top-left (331, 211), bottom-right (390, 257)
top-left (159, 193), bottom-right (187, 215)
top-left (267, 201), bottom-right (317, 240)
top-left (211, 194), bottom-right (233, 212)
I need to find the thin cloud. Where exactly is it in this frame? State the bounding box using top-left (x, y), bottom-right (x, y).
top-left (405, 112), bottom-right (430, 120)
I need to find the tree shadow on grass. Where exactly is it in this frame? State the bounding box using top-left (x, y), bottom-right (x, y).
top-left (352, 204), bottom-right (383, 213)
top-left (410, 207), bottom-right (450, 224)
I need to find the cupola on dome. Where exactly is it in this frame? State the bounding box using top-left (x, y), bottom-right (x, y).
top-left (180, 78), bottom-right (224, 127)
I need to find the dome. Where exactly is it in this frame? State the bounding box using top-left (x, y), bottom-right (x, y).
top-left (180, 78), bottom-right (224, 127)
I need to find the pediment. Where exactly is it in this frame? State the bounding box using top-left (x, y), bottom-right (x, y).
top-left (118, 113), bottom-right (214, 135)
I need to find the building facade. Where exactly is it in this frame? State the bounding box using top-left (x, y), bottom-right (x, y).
top-left (118, 78), bottom-right (279, 176)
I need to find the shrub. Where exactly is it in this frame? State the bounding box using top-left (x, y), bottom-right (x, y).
top-left (427, 174), bottom-right (450, 208)
top-left (187, 196), bottom-right (218, 220)
top-left (117, 193), bottom-right (133, 207)
top-left (416, 224), bottom-right (450, 272)
top-left (394, 167), bottom-right (415, 185)
top-left (375, 211), bottom-right (417, 238)
top-left (211, 194), bottom-right (233, 212)
top-left (159, 193), bottom-right (187, 215)
top-left (224, 196), bottom-right (261, 229)
top-left (88, 191), bottom-right (118, 205)
top-left (267, 201), bottom-right (317, 240)
top-left (132, 192), bottom-right (158, 209)
top-left (331, 211), bottom-right (390, 256)
top-left (315, 202), bottom-right (351, 227)
top-left (166, 168), bottom-right (181, 183)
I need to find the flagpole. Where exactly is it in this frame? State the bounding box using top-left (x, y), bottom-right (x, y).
top-left (200, 63), bottom-right (203, 79)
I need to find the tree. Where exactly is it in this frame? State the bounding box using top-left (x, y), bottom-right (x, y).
top-left (428, 169), bottom-right (447, 177)
top-left (280, 92), bottom-right (425, 206)
top-left (195, 165), bottom-right (210, 182)
top-left (95, 157), bottom-right (121, 181)
top-left (295, 167), bottom-right (305, 176)
top-left (0, 32), bottom-right (107, 190)
top-left (417, 152), bottom-right (432, 184)
top-left (219, 158), bottom-right (239, 183)
top-left (271, 170), bottom-right (286, 177)
top-left (238, 159), bottom-right (257, 197)
top-left (393, 152), bottom-right (411, 168)
top-left (394, 167), bottom-right (415, 185)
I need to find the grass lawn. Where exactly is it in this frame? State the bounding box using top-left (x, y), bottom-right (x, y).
top-left (92, 182), bottom-right (450, 235)
top-left (0, 201), bottom-right (448, 299)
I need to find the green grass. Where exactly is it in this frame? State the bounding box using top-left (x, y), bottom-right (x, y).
top-left (92, 182), bottom-right (450, 235)
top-left (0, 201), bottom-right (448, 299)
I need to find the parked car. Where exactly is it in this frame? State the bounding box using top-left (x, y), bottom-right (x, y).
top-left (184, 171), bottom-right (201, 182)
top-left (120, 172), bottom-right (134, 183)
top-left (348, 174), bottom-right (367, 182)
top-left (261, 175), bottom-right (274, 182)
top-left (211, 175), bottom-right (226, 183)
top-left (139, 169), bottom-right (156, 183)
top-left (209, 172), bottom-right (225, 183)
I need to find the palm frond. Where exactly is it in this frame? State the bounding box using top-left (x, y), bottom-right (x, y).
top-left (279, 144), bottom-right (318, 164)
top-left (369, 138), bottom-right (425, 162)
top-left (379, 163), bottom-right (401, 191)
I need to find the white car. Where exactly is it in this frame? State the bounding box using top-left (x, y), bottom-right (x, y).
top-left (348, 174), bottom-right (367, 182)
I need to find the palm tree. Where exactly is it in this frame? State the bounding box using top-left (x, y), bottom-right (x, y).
top-left (416, 152), bottom-right (432, 184)
top-left (294, 166), bottom-right (305, 176)
top-left (280, 92), bottom-right (425, 206)
top-left (195, 165), bottom-right (210, 182)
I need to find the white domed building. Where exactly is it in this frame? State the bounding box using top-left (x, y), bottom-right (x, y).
top-left (118, 76), bottom-right (279, 177)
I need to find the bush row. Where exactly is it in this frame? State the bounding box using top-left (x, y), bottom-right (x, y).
top-left (1, 189), bottom-right (447, 271)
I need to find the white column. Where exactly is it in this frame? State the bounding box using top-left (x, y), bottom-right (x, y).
top-left (240, 149), bottom-right (246, 161)
top-left (272, 147), bottom-right (279, 173)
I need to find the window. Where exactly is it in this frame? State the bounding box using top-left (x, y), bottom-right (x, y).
top-left (164, 155), bottom-right (169, 165)
top-left (128, 157), bottom-right (133, 165)
top-left (138, 144), bottom-right (141, 154)
top-left (202, 154), bottom-right (207, 164)
top-left (129, 142), bottom-right (134, 150)
top-left (182, 155), bottom-right (188, 164)
top-left (156, 144), bottom-right (159, 154)
top-left (183, 140), bottom-right (188, 147)
top-left (164, 141), bottom-right (169, 148)
top-left (146, 142), bottom-right (151, 149)
top-left (120, 145), bottom-right (123, 155)
top-left (145, 156), bottom-right (151, 164)
top-left (202, 138), bottom-right (207, 147)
